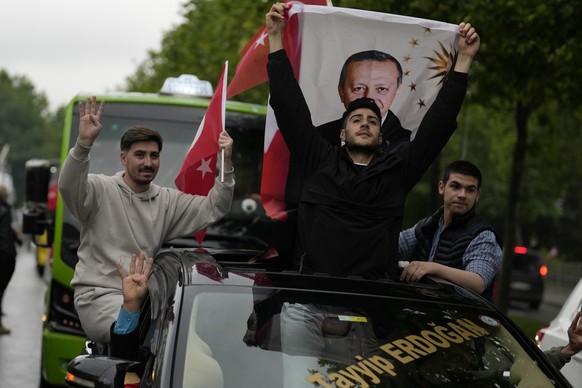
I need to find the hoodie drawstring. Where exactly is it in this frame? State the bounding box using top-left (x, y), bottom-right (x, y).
top-left (147, 192), bottom-right (154, 222)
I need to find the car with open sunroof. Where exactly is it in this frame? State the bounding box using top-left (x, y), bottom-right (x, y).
top-left (64, 248), bottom-right (572, 388)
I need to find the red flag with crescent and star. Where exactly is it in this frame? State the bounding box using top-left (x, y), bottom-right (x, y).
top-left (175, 61), bottom-right (228, 243)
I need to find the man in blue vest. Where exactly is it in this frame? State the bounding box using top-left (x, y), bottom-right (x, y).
top-left (398, 160), bottom-right (502, 299)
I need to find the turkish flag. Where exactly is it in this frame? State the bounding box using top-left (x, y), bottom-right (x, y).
top-left (175, 62), bottom-right (228, 243)
top-left (260, 3), bottom-right (459, 222)
top-left (260, 5), bottom-right (304, 221)
top-left (226, 0), bottom-right (330, 99)
top-left (226, 25), bottom-right (270, 99)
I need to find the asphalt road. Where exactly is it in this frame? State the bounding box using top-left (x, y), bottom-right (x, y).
top-left (0, 246), bottom-right (46, 388)
top-left (0, 246), bottom-right (573, 388)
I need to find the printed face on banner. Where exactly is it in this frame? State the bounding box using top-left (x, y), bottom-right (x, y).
top-left (298, 8), bottom-right (458, 137)
top-left (338, 57), bottom-right (401, 120)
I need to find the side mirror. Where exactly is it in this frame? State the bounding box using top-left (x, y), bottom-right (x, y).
top-left (22, 209), bottom-right (45, 235)
top-left (66, 355), bottom-right (140, 388)
top-left (22, 159), bottom-right (54, 243)
top-left (25, 159), bottom-right (51, 204)
top-left (22, 211), bottom-right (54, 246)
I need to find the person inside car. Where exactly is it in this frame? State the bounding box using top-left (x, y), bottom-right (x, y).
top-left (108, 252), bottom-right (152, 387)
top-left (398, 160), bottom-right (502, 299)
top-left (266, 4), bottom-right (479, 385)
top-left (58, 97), bottom-right (235, 345)
top-left (266, 2), bottom-right (480, 281)
top-left (112, 252), bottom-right (226, 388)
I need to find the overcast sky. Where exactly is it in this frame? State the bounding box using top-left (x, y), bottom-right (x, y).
top-left (0, 0), bottom-right (186, 111)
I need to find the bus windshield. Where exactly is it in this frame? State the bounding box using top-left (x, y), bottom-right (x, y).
top-left (70, 102), bottom-right (264, 196)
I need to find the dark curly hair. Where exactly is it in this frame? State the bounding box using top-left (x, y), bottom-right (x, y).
top-left (120, 125), bottom-right (163, 152)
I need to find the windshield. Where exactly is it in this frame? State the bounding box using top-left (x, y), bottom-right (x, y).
top-left (174, 282), bottom-right (556, 388)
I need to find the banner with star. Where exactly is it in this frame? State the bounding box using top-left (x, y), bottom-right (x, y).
top-left (226, 0), bottom-right (331, 99)
top-left (261, 4), bottom-right (460, 219)
top-left (297, 5), bottom-right (459, 136)
top-left (175, 61), bottom-right (228, 243)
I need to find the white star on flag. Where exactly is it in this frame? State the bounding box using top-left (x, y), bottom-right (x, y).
top-left (197, 157), bottom-right (214, 180)
top-left (226, 0), bottom-right (329, 99)
top-left (254, 32), bottom-right (268, 49)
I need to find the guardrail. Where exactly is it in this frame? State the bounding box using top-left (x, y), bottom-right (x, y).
top-left (545, 261), bottom-right (582, 290)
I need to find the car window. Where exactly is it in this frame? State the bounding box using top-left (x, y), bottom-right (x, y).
top-left (174, 284), bottom-right (556, 387)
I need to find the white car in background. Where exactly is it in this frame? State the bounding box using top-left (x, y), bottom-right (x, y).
top-left (537, 277), bottom-right (582, 386)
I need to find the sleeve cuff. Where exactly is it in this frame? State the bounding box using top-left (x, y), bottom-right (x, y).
top-left (268, 49), bottom-right (286, 60)
top-left (70, 140), bottom-right (92, 161)
top-left (218, 167), bottom-right (235, 186)
top-left (451, 71), bottom-right (469, 80)
top-left (113, 307), bottom-right (140, 335)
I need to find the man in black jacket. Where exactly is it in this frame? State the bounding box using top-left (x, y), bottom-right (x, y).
top-left (398, 160), bottom-right (502, 298)
top-left (0, 185), bottom-right (18, 334)
top-left (284, 49), bottom-right (409, 211)
top-left (266, 3), bottom-right (480, 280)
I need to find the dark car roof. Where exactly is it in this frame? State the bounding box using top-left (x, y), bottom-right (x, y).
top-left (62, 247), bottom-right (570, 388)
top-left (149, 248), bottom-right (492, 314)
top-left (137, 248), bottom-right (573, 387)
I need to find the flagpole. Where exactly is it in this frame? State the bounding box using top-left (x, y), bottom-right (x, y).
top-left (220, 61), bottom-right (228, 183)
top-left (221, 149), bottom-right (224, 183)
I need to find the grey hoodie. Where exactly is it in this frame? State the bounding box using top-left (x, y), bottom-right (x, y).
top-left (59, 141), bottom-right (234, 295)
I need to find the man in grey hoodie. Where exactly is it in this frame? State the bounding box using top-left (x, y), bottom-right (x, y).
top-left (59, 96), bottom-right (235, 344)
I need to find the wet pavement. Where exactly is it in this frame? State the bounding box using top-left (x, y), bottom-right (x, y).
top-left (0, 246), bottom-right (46, 388)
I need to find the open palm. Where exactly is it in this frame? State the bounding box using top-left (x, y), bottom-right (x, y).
top-left (78, 96), bottom-right (105, 147)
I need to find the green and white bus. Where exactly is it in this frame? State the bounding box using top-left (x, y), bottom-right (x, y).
top-left (24, 75), bottom-right (269, 387)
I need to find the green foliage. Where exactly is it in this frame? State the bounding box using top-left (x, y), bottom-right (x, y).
top-left (0, 70), bottom-right (62, 206)
top-left (510, 315), bottom-right (547, 341)
top-left (465, 0), bottom-right (582, 113)
top-left (125, 0), bottom-right (271, 104)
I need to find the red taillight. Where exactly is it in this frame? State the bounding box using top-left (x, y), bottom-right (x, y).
top-left (539, 264), bottom-right (548, 277)
top-left (514, 246), bottom-right (527, 254)
top-left (47, 182), bottom-right (58, 211)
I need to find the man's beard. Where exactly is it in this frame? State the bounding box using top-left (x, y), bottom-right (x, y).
top-left (344, 141), bottom-right (378, 156)
top-left (133, 168), bottom-right (157, 185)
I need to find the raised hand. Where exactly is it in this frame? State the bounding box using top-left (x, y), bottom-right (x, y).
top-left (454, 22), bottom-right (480, 73)
top-left (458, 22), bottom-right (480, 58)
top-left (77, 96), bottom-right (106, 147)
top-left (266, 2), bottom-right (289, 52)
top-left (218, 130), bottom-right (234, 170)
top-left (566, 312), bottom-right (582, 356)
top-left (116, 252), bottom-right (154, 313)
